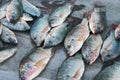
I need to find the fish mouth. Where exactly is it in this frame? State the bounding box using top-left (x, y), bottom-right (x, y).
top-left (8, 38), bottom-right (18, 44)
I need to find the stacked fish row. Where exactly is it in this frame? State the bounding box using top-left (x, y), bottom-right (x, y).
top-left (0, 0), bottom-right (42, 64)
top-left (0, 0), bottom-right (120, 80)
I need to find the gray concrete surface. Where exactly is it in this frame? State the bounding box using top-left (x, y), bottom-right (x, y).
top-left (0, 0), bottom-right (120, 80)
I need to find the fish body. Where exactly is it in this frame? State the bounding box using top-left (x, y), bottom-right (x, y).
top-left (0, 47), bottom-right (17, 63)
top-left (95, 62), bottom-right (120, 80)
top-left (0, 18), bottom-right (30, 31)
top-left (0, 23), bottom-right (3, 35)
top-left (89, 6), bottom-right (106, 34)
top-left (31, 14), bottom-right (51, 46)
top-left (0, 2), bottom-right (10, 19)
top-left (21, 13), bottom-right (33, 21)
top-left (44, 22), bottom-right (69, 48)
top-left (0, 40), bottom-right (3, 49)
top-left (64, 18), bottom-right (90, 56)
top-left (0, 25), bottom-right (18, 44)
top-left (49, 3), bottom-right (74, 27)
top-left (57, 53), bottom-right (85, 80)
top-left (20, 47), bottom-right (53, 80)
top-left (6, 0), bottom-right (23, 22)
top-left (22, 0), bottom-right (41, 17)
top-left (100, 31), bottom-right (120, 62)
top-left (82, 34), bottom-right (103, 64)
top-left (115, 24), bottom-right (120, 39)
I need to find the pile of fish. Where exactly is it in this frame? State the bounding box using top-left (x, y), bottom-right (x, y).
top-left (0, 0), bottom-right (120, 80)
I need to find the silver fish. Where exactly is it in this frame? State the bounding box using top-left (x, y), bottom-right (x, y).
top-left (20, 47), bottom-right (53, 80)
top-left (0, 25), bottom-right (18, 44)
top-left (35, 77), bottom-right (50, 80)
top-left (95, 62), bottom-right (120, 80)
top-left (100, 31), bottom-right (120, 62)
top-left (21, 13), bottom-right (33, 21)
top-left (44, 22), bottom-right (69, 48)
top-left (89, 5), bottom-right (106, 34)
top-left (31, 14), bottom-right (51, 46)
top-left (82, 34), bottom-right (103, 64)
top-left (0, 46), bottom-right (17, 63)
top-left (6, 0), bottom-right (23, 22)
top-left (0, 23), bottom-right (3, 35)
top-left (0, 18), bottom-right (30, 31)
top-left (49, 2), bottom-right (74, 27)
top-left (57, 53), bottom-right (85, 80)
top-left (64, 18), bottom-right (90, 56)
top-left (0, 2), bottom-right (10, 19)
top-left (22, 0), bottom-right (41, 17)
top-left (0, 40), bottom-right (3, 49)
top-left (115, 24), bottom-right (120, 39)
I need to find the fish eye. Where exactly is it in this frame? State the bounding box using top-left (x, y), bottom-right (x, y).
top-left (33, 37), bottom-right (37, 40)
top-left (107, 54), bottom-right (111, 58)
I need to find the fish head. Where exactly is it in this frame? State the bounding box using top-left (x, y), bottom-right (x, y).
top-left (5, 33), bottom-right (18, 44)
top-left (90, 23), bottom-right (103, 34)
top-left (101, 50), bottom-right (119, 62)
top-left (44, 36), bottom-right (59, 48)
top-left (6, 13), bottom-right (15, 22)
top-left (115, 26), bottom-right (120, 39)
top-left (32, 35), bottom-right (43, 47)
top-left (49, 16), bottom-right (59, 27)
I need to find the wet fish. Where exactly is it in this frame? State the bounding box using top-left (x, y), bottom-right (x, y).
top-left (35, 77), bottom-right (50, 80)
top-left (0, 2), bottom-right (10, 19)
top-left (22, 0), bottom-right (41, 17)
top-left (49, 1), bottom-right (75, 27)
top-left (57, 53), bottom-right (85, 80)
top-left (64, 18), bottom-right (90, 56)
top-left (100, 31), bottom-right (120, 62)
top-left (20, 47), bottom-right (53, 80)
top-left (89, 5), bottom-right (106, 34)
top-left (0, 46), bottom-right (17, 63)
top-left (6, 0), bottom-right (23, 22)
top-left (0, 10), bottom-right (6, 20)
top-left (31, 14), bottom-right (51, 46)
top-left (115, 24), bottom-right (120, 40)
top-left (0, 25), bottom-right (18, 44)
top-left (0, 23), bottom-right (3, 35)
top-left (82, 34), bottom-right (103, 64)
top-left (0, 40), bottom-right (3, 49)
top-left (0, 18), bottom-right (30, 31)
top-left (21, 13), bottom-right (33, 21)
top-left (44, 22), bottom-right (69, 48)
top-left (95, 62), bottom-right (120, 80)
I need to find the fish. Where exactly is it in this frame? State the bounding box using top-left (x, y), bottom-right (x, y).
top-left (0, 10), bottom-right (6, 20)
top-left (6, 0), bottom-right (23, 22)
top-left (57, 53), bottom-right (85, 80)
top-left (35, 77), bottom-right (50, 80)
top-left (115, 24), bottom-right (120, 40)
top-left (21, 13), bottom-right (33, 21)
top-left (95, 62), bottom-right (120, 80)
top-left (0, 18), bottom-right (30, 31)
top-left (64, 18), bottom-right (90, 56)
top-left (0, 2), bottom-right (10, 19)
top-left (0, 46), bottom-right (17, 63)
top-left (22, 0), bottom-right (41, 17)
top-left (0, 25), bottom-right (18, 44)
top-left (49, 1), bottom-right (75, 27)
top-left (44, 22), bottom-right (69, 48)
top-left (100, 31), bottom-right (120, 62)
top-left (82, 34), bottom-right (103, 64)
top-left (30, 14), bottom-right (51, 46)
top-left (89, 4), bottom-right (106, 34)
top-left (20, 47), bottom-right (53, 80)
top-left (0, 40), bottom-right (3, 49)
top-left (82, 58), bottom-right (103, 80)
top-left (0, 23), bottom-right (3, 35)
